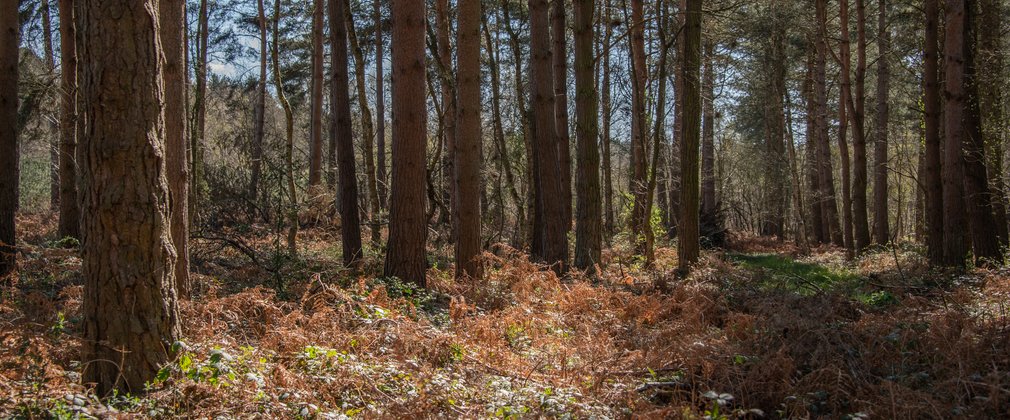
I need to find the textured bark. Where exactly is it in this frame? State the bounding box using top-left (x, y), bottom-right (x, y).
top-left (529, 0), bottom-right (568, 273)
top-left (272, 0), bottom-right (297, 254)
top-left (552, 0), bottom-right (573, 232)
top-left (454, 0), bottom-right (482, 279)
top-left (57, 0), bottom-right (80, 241)
top-left (872, 0), bottom-right (890, 245)
top-left (942, 0), bottom-right (969, 266)
top-left (979, 0), bottom-right (1007, 248)
top-left (308, 0), bottom-right (325, 187)
top-left (78, 0), bottom-right (180, 394)
top-left (162, 0), bottom-right (190, 295)
top-left (249, 0), bottom-right (268, 207)
top-left (923, 0), bottom-right (944, 265)
top-left (804, 52), bottom-right (826, 243)
top-left (344, 5), bottom-right (381, 248)
top-left (573, 0), bottom-right (600, 273)
top-left (0, 0), bottom-right (18, 278)
top-left (600, 0), bottom-right (615, 243)
top-left (838, 0), bottom-right (855, 252)
top-left (434, 0), bottom-right (456, 234)
top-left (815, 0), bottom-right (843, 246)
top-left (628, 0), bottom-right (650, 254)
top-left (668, 0), bottom-right (686, 239)
top-left (375, 0), bottom-right (387, 210)
top-left (849, 0), bottom-right (871, 251)
top-left (330, 0), bottom-right (363, 265)
top-left (961, 0), bottom-right (1001, 263)
top-left (701, 42), bottom-right (717, 217)
top-left (762, 18), bottom-right (787, 239)
top-left (190, 0), bottom-right (208, 224)
top-left (42, 0), bottom-right (60, 211)
top-left (679, 0), bottom-right (702, 271)
top-left (384, 0), bottom-right (428, 285)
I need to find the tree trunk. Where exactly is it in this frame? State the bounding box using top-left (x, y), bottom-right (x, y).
top-left (250, 0), bottom-right (268, 210)
top-left (679, 0), bottom-right (702, 271)
top-left (272, 0), bottom-right (298, 254)
top-left (838, 0), bottom-right (855, 253)
top-left (762, 14), bottom-right (787, 240)
top-left (628, 0), bottom-right (650, 256)
top-left (873, 0), bottom-right (890, 245)
top-left (79, 0), bottom-right (181, 394)
top-left (979, 0), bottom-right (1007, 248)
top-left (435, 0), bottom-right (456, 235)
top-left (804, 51), bottom-right (826, 243)
top-left (961, 0), bottom-right (1000, 264)
top-left (848, 0), bottom-right (871, 251)
top-left (701, 42), bottom-right (717, 217)
top-left (57, 0), bottom-right (80, 241)
top-left (344, 4), bottom-right (382, 248)
top-left (161, 0), bottom-right (190, 296)
top-left (942, 0), bottom-right (969, 266)
top-left (573, 0), bottom-right (600, 273)
top-left (42, 0), bottom-right (60, 212)
top-left (600, 0), bottom-right (615, 243)
top-left (309, 0), bottom-right (325, 188)
top-left (190, 0), bottom-right (209, 225)
top-left (0, 0), bottom-right (18, 278)
top-left (552, 0), bottom-right (573, 233)
top-left (330, 0), bottom-right (363, 265)
top-left (816, 0), bottom-right (843, 246)
top-left (454, 0), bottom-right (482, 279)
top-left (529, 0), bottom-right (568, 273)
top-left (923, 0), bottom-right (945, 265)
top-left (384, 0), bottom-right (428, 285)
top-left (375, 0), bottom-right (387, 210)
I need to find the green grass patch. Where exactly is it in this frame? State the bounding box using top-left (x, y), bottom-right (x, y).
top-left (728, 253), bottom-right (863, 296)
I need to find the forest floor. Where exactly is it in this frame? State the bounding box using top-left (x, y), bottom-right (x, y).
top-left (2, 215), bottom-right (1010, 419)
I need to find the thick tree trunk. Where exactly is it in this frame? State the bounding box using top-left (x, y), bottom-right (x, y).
top-left (803, 52), bottom-right (826, 244)
top-left (849, 0), bottom-right (871, 251)
top-left (57, 0), bottom-right (80, 241)
top-left (573, 0), bottom-right (601, 274)
top-left (375, 0), bottom-right (387, 210)
top-left (309, 0), bottom-right (325, 187)
top-left (942, 0), bottom-right (969, 266)
top-left (679, 0), bottom-right (702, 271)
top-left (384, 0), bottom-right (428, 285)
top-left (529, 0), bottom-right (568, 273)
top-left (552, 0), bottom-right (573, 232)
top-left (162, 0), bottom-right (190, 296)
top-left (79, 0), bottom-right (181, 394)
top-left (815, 0), bottom-right (843, 246)
top-left (873, 0), bottom-right (890, 245)
top-left (330, 0), bottom-right (363, 265)
top-left (454, 0), bottom-right (482, 279)
top-left (923, 0), bottom-right (944, 265)
top-left (0, 0), bottom-right (18, 278)
top-left (249, 0), bottom-right (268, 209)
top-left (344, 5), bottom-right (382, 248)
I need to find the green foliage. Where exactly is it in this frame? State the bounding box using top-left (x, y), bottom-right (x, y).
top-left (729, 253), bottom-right (861, 295)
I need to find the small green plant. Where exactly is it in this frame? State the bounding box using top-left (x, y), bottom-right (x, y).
top-left (50, 312), bottom-right (66, 338)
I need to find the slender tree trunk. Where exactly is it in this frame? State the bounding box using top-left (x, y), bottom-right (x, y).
top-left (924, 0), bottom-right (945, 265)
top-left (762, 14), bottom-right (787, 239)
top-left (979, 0), bottom-right (1007, 248)
top-left (330, 0), bottom-right (363, 265)
top-left (41, 0), bottom-right (60, 212)
top-left (816, 0), bottom-right (843, 246)
top-left (375, 0), bottom-right (387, 210)
top-left (838, 0), bottom-right (855, 253)
top-left (344, 5), bottom-right (382, 248)
top-left (600, 0), bottom-right (615, 243)
top-left (309, 0), bottom-right (325, 188)
top-left (873, 0), bottom-right (890, 245)
top-left (272, 0), bottom-right (297, 254)
top-left (79, 0), bottom-right (180, 394)
top-left (679, 0), bottom-right (702, 271)
top-left (529, 0), bottom-right (568, 273)
top-left (435, 0), bottom-right (457, 234)
top-left (942, 0), bottom-right (969, 266)
top-left (701, 42), bottom-right (717, 217)
top-left (162, 0), bottom-right (190, 296)
top-left (848, 0), bottom-right (871, 251)
top-left (785, 89), bottom-right (809, 249)
top-left (454, 0), bottom-right (482, 279)
top-left (0, 0), bottom-right (18, 278)
top-left (573, 0), bottom-right (601, 273)
top-left (385, 0), bottom-right (428, 285)
top-left (961, 0), bottom-right (1001, 263)
top-left (190, 0), bottom-right (208, 225)
top-left (552, 0), bottom-right (573, 232)
top-left (628, 0), bottom-right (650, 257)
top-left (804, 52), bottom-right (826, 243)
top-left (502, 3), bottom-right (535, 249)
top-left (250, 0), bottom-right (268, 209)
top-left (668, 0), bottom-right (687, 240)
top-left (56, 0), bottom-right (80, 241)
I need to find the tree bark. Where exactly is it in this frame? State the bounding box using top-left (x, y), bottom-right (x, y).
top-left (79, 0), bottom-right (181, 394)
top-left (573, 0), bottom-right (601, 274)
top-left (162, 0), bottom-right (190, 296)
top-left (679, 0), bottom-right (702, 271)
top-left (942, 0), bottom-right (969, 266)
top-left (435, 0), bottom-right (457, 235)
top-left (838, 0), bottom-right (855, 253)
top-left (190, 0), bottom-right (208, 225)
top-left (309, 0), bottom-right (325, 188)
top-left (552, 0), bottom-right (573, 232)
top-left (815, 0), bottom-right (843, 246)
top-left (330, 0), bottom-right (363, 265)
top-left (872, 0), bottom-right (890, 245)
top-left (762, 11), bottom-right (787, 239)
top-left (344, 4), bottom-right (382, 248)
top-left (600, 0), bottom-right (615, 243)
top-left (529, 0), bottom-right (568, 273)
top-left (384, 0), bottom-right (428, 285)
top-left (57, 0), bottom-right (80, 241)
top-left (803, 51), bottom-right (826, 243)
top-left (375, 0), bottom-right (387, 210)
top-left (701, 42), bottom-right (717, 217)
top-left (454, 0), bottom-right (482, 279)
top-left (41, 0), bottom-right (60, 212)
top-left (272, 0), bottom-right (298, 254)
top-left (628, 0), bottom-right (650, 255)
top-left (979, 0), bottom-right (1007, 248)
top-left (923, 0), bottom-right (945, 265)
top-left (0, 0), bottom-right (18, 278)
top-left (848, 0), bottom-right (871, 251)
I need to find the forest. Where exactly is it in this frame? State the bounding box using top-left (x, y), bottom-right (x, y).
top-left (1, 0), bottom-right (1009, 417)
